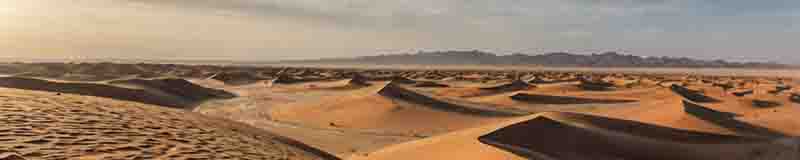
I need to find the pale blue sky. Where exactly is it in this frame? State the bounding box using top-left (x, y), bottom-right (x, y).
top-left (0, 0), bottom-right (798, 63)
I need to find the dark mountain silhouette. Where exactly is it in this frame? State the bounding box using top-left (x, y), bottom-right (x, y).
top-left (286, 51), bottom-right (789, 68)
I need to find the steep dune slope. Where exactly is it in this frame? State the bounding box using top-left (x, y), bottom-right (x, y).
top-left (479, 112), bottom-right (798, 160)
top-left (110, 78), bottom-right (236, 101)
top-left (271, 82), bottom-right (524, 136)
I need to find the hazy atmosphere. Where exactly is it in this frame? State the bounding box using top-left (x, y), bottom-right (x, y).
top-left (1, 0), bottom-right (798, 63)
top-left (2, 1), bottom-right (800, 160)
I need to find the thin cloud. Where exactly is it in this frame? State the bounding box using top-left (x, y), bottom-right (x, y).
top-left (0, 0), bottom-right (797, 63)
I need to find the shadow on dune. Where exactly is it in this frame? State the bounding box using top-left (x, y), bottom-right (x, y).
top-left (792, 93), bottom-right (800, 104)
top-left (314, 78), bottom-right (373, 91)
top-left (479, 112), bottom-right (798, 160)
top-left (378, 82), bottom-right (527, 117)
top-left (682, 100), bottom-right (787, 138)
top-left (670, 84), bottom-right (721, 103)
top-left (576, 80), bottom-right (616, 91)
top-left (732, 90), bottom-right (754, 97)
top-left (413, 81), bottom-right (450, 88)
top-left (510, 93), bottom-right (638, 104)
top-left (210, 71), bottom-right (268, 85)
top-left (364, 75), bottom-right (417, 84)
top-left (0, 77), bottom-right (235, 109)
top-left (458, 80), bottom-right (534, 98)
top-left (271, 74), bottom-right (335, 85)
top-left (527, 77), bottom-right (578, 84)
top-left (110, 78), bottom-right (236, 100)
top-left (749, 99), bottom-right (782, 108)
top-left (480, 80), bottom-right (533, 91)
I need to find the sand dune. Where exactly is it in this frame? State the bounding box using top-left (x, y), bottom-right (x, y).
top-left (510, 93), bottom-right (637, 104)
top-left (769, 85), bottom-right (793, 94)
top-left (381, 76), bottom-right (417, 84)
top-left (732, 89), bottom-right (755, 97)
top-left (478, 112), bottom-right (798, 160)
top-left (271, 74), bottom-right (334, 85)
top-left (2, 62), bottom-right (799, 160)
top-left (110, 78), bottom-right (237, 101)
top-left (670, 84), bottom-right (721, 103)
top-left (347, 115), bottom-right (535, 160)
top-left (0, 77), bottom-right (234, 109)
top-left (749, 99), bottom-right (783, 108)
top-left (0, 88), bottom-right (337, 160)
top-left (412, 81), bottom-right (450, 88)
top-left (682, 100), bottom-right (786, 137)
top-left (348, 74), bottom-right (372, 87)
top-left (210, 71), bottom-right (268, 85)
top-left (270, 82), bottom-right (522, 138)
top-left (527, 77), bottom-right (577, 84)
top-left (480, 80), bottom-right (533, 91)
top-left (378, 82), bottom-right (526, 117)
top-left (576, 79), bottom-right (616, 91)
top-left (436, 80), bottom-right (535, 98)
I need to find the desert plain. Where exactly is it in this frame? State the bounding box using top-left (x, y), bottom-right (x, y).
top-left (0, 62), bottom-right (798, 160)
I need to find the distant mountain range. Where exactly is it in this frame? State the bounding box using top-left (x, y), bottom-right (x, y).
top-left (283, 51), bottom-right (791, 68)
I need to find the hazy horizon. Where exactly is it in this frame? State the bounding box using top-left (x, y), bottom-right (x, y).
top-left (1, 0), bottom-right (798, 64)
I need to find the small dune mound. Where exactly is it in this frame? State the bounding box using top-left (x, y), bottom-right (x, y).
top-left (0, 153), bottom-right (25, 160)
top-left (577, 79), bottom-right (615, 91)
top-left (750, 99), bottom-right (782, 108)
top-left (363, 75), bottom-right (417, 84)
top-left (378, 82), bottom-right (525, 117)
top-left (478, 112), bottom-right (797, 160)
top-left (8, 63), bottom-right (165, 81)
top-left (713, 82), bottom-right (736, 91)
top-left (527, 76), bottom-right (578, 84)
top-left (387, 76), bottom-right (417, 84)
top-left (210, 71), bottom-right (266, 85)
top-left (0, 88), bottom-right (337, 160)
top-left (732, 90), bottom-right (754, 97)
top-left (670, 84), bottom-right (720, 103)
top-left (683, 100), bottom-right (739, 120)
top-left (0, 77), bottom-right (232, 109)
top-left (446, 80), bottom-right (533, 98)
top-left (347, 74), bottom-right (372, 86)
top-left (769, 85), bottom-right (793, 94)
top-left (272, 74), bottom-right (316, 84)
top-left (510, 93), bottom-right (637, 104)
top-left (413, 81), bottom-right (450, 88)
top-left (791, 93), bottom-right (800, 103)
top-left (777, 84), bottom-right (793, 91)
top-left (480, 80), bottom-right (533, 91)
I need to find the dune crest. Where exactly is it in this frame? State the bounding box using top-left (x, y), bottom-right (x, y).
top-left (577, 79), bottom-right (616, 91)
top-left (480, 80), bottom-right (533, 91)
top-left (378, 82), bottom-right (526, 117)
top-left (110, 78), bottom-right (237, 101)
top-left (510, 93), bottom-right (637, 104)
top-left (682, 100), bottom-right (786, 138)
top-left (210, 71), bottom-right (267, 85)
top-left (670, 84), bottom-right (720, 103)
top-left (0, 77), bottom-right (235, 109)
top-left (479, 112), bottom-right (799, 160)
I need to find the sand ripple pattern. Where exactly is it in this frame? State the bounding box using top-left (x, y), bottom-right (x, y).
top-left (0, 88), bottom-right (330, 160)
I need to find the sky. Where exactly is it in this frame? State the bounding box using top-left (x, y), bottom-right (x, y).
top-left (0, 0), bottom-right (798, 63)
